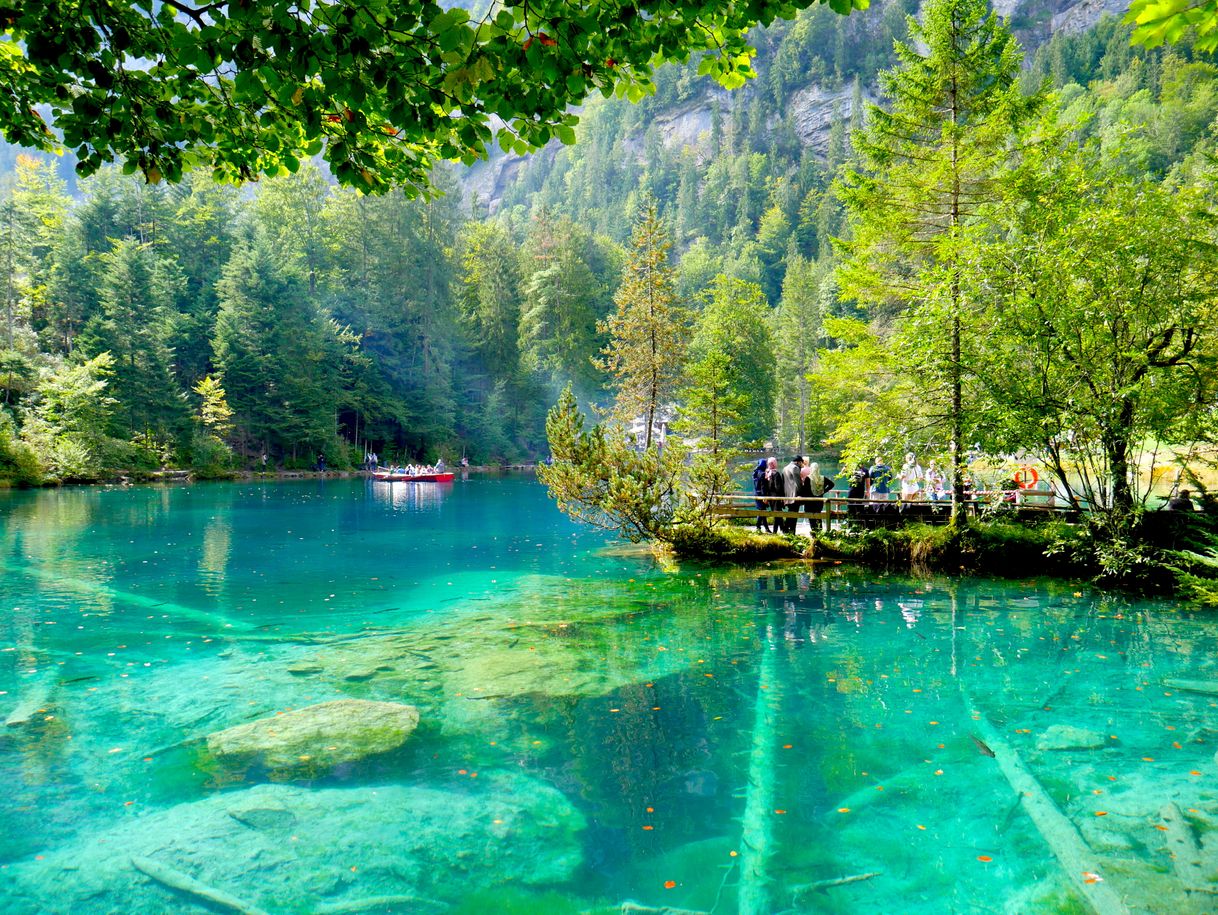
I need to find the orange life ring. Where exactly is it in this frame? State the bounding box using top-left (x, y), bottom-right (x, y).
top-left (1013, 466), bottom-right (1038, 490)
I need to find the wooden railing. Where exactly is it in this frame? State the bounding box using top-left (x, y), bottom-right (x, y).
top-left (711, 490), bottom-right (1073, 531)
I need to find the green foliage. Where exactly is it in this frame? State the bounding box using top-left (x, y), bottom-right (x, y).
top-left (520, 213), bottom-right (618, 396)
top-left (0, 407), bottom-right (41, 484)
top-left (193, 375), bottom-right (233, 436)
top-left (680, 275), bottom-right (776, 450)
top-left (539, 385), bottom-right (725, 544)
top-left (837, 0), bottom-right (1038, 514)
top-left (1128, 0), bottom-right (1218, 52)
top-left (596, 201), bottom-right (688, 448)
top-left (187, 431), bottom-right (234, 476)
top-left (213, 234), bottom-right (343, 458)
top-left (772, 254), bottom-right (829, 452)
top-left (812, 520), bottom-right (1085, 577)
top-left (968, 142), bottom-right (1218, 514)
top-left (20, 352), bottom-right (117, 481)
top-left (0, 0), bottom-right (864, 192)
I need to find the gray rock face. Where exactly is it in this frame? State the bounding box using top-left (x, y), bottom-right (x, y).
top-left (1035, 724), bottom-right (1109, 751)
top-left (789, 84), bottom-right (865, 154)
top-left (0, 773), bottom-right (585, 915)
top-left (1051, 0), bottom-right (1131, 36)
top-left (205, 699), bottom-right (419, 773)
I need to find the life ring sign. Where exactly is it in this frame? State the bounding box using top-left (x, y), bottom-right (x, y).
top-left (1014, 466), bottom-right (1039, 489)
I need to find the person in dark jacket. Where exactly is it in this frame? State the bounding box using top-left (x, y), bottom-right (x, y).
top-left (847, 463), bottom-right (870, 517)
top-left (752, 459), bottom-right (772, 532)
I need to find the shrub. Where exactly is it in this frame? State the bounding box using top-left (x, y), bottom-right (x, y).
top-left (0, 410), bottom-right (43, 485)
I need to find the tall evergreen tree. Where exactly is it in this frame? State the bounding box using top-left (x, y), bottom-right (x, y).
top-left (680, 275), bottom-right (776, 451)
top-left (213, 235), bottom-right (341, 460)
top-left (772, 254), bottom-right (826, 451)
top-left (597, 201), bottom-right (687, 448)
top-left (77, 238), bottom-right (188, 440)
top-left (839, 0), bottom-right (1037, 519)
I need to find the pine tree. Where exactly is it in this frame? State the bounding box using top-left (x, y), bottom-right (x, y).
top-left (772, 254), bottom-right (825, 451)
top-left (839, 0), bottom-right (1038, 519)
top-left (597, 200), bottom-right (687, 449)
top-left (680, 275), bottom-right (776, 452)
top-left (213, 235), bottom-right (341, 460)
top-left (78, 238), bottom-right (189, 441)
top-left (193, 374), bottom-right (233, 436)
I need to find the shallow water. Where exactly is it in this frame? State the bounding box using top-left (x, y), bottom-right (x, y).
top-left (2, 476), bottom-right (1216, 914)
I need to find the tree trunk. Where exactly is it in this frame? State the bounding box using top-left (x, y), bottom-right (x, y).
top-left (1105, 397), bottom-right (1138, 515)
top-left (948, 36), bottom-right (966, 526)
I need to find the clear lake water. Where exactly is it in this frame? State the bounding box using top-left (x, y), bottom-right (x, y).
top-left (1, 474), bottom-right (1217, 914)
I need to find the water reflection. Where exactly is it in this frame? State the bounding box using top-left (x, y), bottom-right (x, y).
top-left (198, 515), bottom-right (231, 599)
top-left (2, 482), bottom-right (1218, 914)
top-left (367, 478), bottom-right (451, 511)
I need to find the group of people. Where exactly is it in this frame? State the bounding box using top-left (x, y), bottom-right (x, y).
top-left (383, 458), bottom-right (446, 476)
top-left (752, 456), bottom-right (835, 534)
top-left (748, 451), bottom-right (961, 535)
top-left (846, 453), bottom-right (950, 504)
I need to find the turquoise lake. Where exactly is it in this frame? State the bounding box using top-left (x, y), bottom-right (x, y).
top-left (2, 475), bottom-right (1217, 913)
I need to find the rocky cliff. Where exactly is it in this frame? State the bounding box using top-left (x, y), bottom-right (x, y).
top-left (462, 0), bottom-right (1131, 212)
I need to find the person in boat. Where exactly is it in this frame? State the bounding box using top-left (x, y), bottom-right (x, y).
top-left (436, 458), bottom-right (446, 472)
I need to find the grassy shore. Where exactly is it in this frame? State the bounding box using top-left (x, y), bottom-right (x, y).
top-left (667, 513), bottom-right (1218, 606)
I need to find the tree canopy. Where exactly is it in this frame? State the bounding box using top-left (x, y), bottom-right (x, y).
top-left (0, 0), bottom-right (865, 192)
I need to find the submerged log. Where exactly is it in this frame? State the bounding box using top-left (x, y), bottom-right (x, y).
top-left (1, 559), bottom-right (254, 632)
top-left (964, 692), bottom-right (1130, 915)
top-left (791, 871), bottom-right (881, 899)
top-left (1163, 678), bottom-right (1218, 697)
top-left (737, 641), bottom-right (781, 915)
top-left (4, 670), bottom-right (57, 728)
top-left (620, 903), bottom-right (711, 915)
top-left (130, 855), bottom-right (270, 915)
top-left (314, 895), bottom-right (448, 913)
top-left (1159, 802), bottom-right (1213, 906)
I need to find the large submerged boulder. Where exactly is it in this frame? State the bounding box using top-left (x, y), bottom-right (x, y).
top-left (0, 772), bottom-right (585, 915)
top-left (1035, 724), bottom-right (1109, 752)
top-left (205, 699), bottom-right (419, 773)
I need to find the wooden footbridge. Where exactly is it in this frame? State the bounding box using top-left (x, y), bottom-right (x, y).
top-left (710, 490), bottom-right (1070, 531)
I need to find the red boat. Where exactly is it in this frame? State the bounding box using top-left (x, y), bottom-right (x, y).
top-left (372, 471), bottom-right (455, 483)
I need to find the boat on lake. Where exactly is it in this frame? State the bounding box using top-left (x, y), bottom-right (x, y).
top-left (372, 470), bottom-right (455, 483)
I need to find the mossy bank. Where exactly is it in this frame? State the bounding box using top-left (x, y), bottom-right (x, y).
top-left (666, 514), bottom-right (1218, 606)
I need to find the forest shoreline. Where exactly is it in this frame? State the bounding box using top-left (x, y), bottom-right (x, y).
top-left (0, 465), bottom-right (539, 488)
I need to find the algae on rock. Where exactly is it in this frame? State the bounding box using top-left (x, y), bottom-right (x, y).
top-left (205, 699), bottom-right (419, 775)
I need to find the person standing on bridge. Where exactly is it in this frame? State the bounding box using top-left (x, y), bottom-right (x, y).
top-left (752, 458), bottom-right (773, 533)
top-left (780, 456), bottom-right (805, 533)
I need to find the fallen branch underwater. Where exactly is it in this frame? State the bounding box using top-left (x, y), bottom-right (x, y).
top-left (130, 855), bottom-right (270, 915)
top-left (3, 669), bottom-right (57, 728)
top-left (961, 690), bottom-right (1130, 915)
top-left (790, 871), bottom-right (881, 899)
top-left (314, 895), bottom-right (449, 914)
top-left (620, 903), bottom-right (711, 915)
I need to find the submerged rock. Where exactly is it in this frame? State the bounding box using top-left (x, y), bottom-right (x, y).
top-left (205, 699), bottom-right (419, 773)
top-left (1035, 725), bottom-right (1108, 752)
top-left (0, 772), bottom-right (585, 915)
